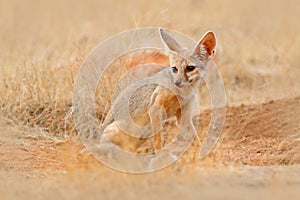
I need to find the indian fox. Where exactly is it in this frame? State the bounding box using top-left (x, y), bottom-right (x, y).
top-left (100, 28), bottom-right (216, 151)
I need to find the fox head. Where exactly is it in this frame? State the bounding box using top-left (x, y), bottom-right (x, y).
top-left (159, 28), bottom-right (216, 88)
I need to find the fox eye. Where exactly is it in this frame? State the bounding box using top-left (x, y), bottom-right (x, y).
top-left (171, 66), bottom-right (178, 73)
top-left (186, 65), bottom-right (195, 71)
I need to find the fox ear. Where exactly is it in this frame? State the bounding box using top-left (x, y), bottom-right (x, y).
top-left (193, 31), bottom-right (216, 61)
top-left (159, 28), bottom-right (182, 53)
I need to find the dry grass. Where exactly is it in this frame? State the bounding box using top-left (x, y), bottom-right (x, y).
top-left (1, 0), bottom-right (300, 136)
top-left (1, 0), bottom-right (300, 134)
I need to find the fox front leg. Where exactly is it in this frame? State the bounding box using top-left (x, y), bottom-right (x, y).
top-left (148, 104), bottom-right (167, 151)
top-left (148, 104), bottom-right (167, 134)
top-left (178, 98), bottom-right (198, 142)
top-left (178, 115), bottom-right (196, 141)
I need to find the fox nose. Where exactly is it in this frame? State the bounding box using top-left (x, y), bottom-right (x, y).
top-left (175, 81), bottom-right (182, 87)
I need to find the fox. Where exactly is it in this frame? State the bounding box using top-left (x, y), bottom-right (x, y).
top-left (100, 28), bottom-right (216, 152)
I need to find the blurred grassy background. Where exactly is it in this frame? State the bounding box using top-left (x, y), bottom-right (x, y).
top-left (0, 0), bottom-right (300, 136)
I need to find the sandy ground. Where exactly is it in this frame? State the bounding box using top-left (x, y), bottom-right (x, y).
top-left (1, 96), bottom-right (299, 200)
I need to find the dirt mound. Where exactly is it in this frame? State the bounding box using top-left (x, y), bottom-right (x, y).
top-left (1, 96), bottom-right (299, 172)
top-left (195, 96), bottom-right (300, 166)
